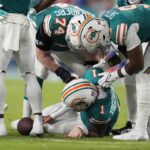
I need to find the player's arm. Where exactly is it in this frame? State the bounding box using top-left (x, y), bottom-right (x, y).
top-left (36, 23), bottom-right (76, 83)
top-left (34, 0), bottom-right (56, 12)
top-left (67, 112), bottom-right (89, 138)
top-left (117, 24), bottom-right (144, 77)
top-left (98, 23), bottom-right (144, 87)
top-left (43, 104), bottom-right (71, 124)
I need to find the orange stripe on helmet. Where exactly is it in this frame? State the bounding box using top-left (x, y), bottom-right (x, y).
top-left (62, 83), bottom-right (92, 99)
top-left (77, 14), bottom-right (93, 41)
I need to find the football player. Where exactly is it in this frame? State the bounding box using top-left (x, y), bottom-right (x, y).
top-left (113, 0), bottom-right (150, 135)
top-left (0, 0), bottom-right (55, 136)
top-left (74, 4), bottom-right (150, 140)
top-left (63, 68), bottom-right (119, 138)
top-left (21, 3), bottom-right (99, 119)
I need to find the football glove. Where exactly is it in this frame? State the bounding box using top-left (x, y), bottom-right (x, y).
top-left (98, 71), bottom-right (119, 88)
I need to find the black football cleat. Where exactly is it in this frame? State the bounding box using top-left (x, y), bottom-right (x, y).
top-left (111, 121), bottom-right (134, 135)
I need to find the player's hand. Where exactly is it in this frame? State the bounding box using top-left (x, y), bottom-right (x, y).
top-left (67, 127), bottom-right (83, 138)
top-left (43, 115), bottom-right (54, 124)
top-left (98, 71), bottom-right (119, 88)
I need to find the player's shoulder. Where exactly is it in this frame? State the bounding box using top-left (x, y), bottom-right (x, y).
top-left (113, 23), bottom-right (128, 46)
top-left (83, 67), bottom-right (104, 85)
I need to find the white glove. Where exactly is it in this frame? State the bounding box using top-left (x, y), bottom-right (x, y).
top-left (98, 71), bottom-right (119, 88)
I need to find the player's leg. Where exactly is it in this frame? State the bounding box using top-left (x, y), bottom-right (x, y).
top-left (125, 76), bottom-right (137, 124)
top-left (0, 48), bottom-right (12, 136)
top-left (0, 22), bottom-right (14, 135)
top-left (112, 75), bottom-right (137, 135)
top-left (14, 26), bottom-right (43, 136)
top-left (113, 43), bottom-right (150, 140)
top-left (22, 57), bottom-right (48, 118)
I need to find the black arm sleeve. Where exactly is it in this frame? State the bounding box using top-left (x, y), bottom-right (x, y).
top-left (118, 46), bottom-right (128, 58)
top-left (36, 23), bottom-right (53, 51)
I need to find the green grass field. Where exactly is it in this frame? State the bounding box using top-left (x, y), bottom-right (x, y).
top-left (0, 79), bottom-right (150, 150)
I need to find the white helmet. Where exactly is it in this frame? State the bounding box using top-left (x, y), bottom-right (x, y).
top-left (62, 78), bottom-right (98, 111)
top-left (79, 18), bottom-right (111, 53)
top-left (66, 13), bottom-right (93, 51)
top-left (128, 0), bottom-right (142, 4)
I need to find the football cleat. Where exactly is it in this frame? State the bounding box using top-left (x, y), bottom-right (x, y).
top-left (112, 121), bottom-right (134, 135)
top-left (113, 129), bottom-right (149, 141)
top-left (11, 119), bottom-right (20, 130)
top-left (30, 116), bottom-right (43, 137)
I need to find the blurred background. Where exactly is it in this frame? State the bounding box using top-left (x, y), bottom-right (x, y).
top-left (7, 0), bottom-right (116, 81)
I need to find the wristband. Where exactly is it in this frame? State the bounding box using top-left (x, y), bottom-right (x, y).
top-left (84, 61), bottom-right (98, 66)
top-left (55, 67), bottom-right (75, 83)
top-left (118, 67), bottom-right (129, 77)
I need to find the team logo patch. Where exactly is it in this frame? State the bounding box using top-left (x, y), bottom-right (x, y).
top-left (85, 29), bottom-right (100, 43)
top-left (70, 22), bottom-right (80, 36)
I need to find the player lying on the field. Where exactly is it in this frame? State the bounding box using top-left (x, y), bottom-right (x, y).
top-left (12, 67), bottom-right (119, 138)
top-left (0, 0), bottom-right (56, 136)
top-left (42, 67), bottom-right (119, 138)
top-left (21, 3), bottom-right (99, 118)
top-left (74, 4), bottom-right (150, 141)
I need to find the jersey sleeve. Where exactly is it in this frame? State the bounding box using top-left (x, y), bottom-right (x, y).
top-left (83, 67), bottom-right (104, 85)
top-left (126, 23), bottom-right (141, 51)
top-left (36, 15), bottom-right (53, 51)
top-left (115, 23), bottom-right (128, 46)
top-left (115, 23), bottom-right (141, 51)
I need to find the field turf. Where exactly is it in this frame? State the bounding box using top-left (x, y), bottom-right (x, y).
top-left (0, 79), bottom-right (150, 150)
